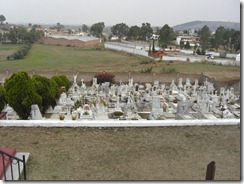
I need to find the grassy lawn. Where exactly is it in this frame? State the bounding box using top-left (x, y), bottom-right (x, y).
top-left (0, 44), bottom-right (23, 61)
top-left (0, 44), bottom-right (147, 73)
top-left (0, 44), bottom-right (240, 82)
top-left (0, 125), bottom-right (240, 180)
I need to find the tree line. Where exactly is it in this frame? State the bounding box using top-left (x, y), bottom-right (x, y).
top-left (88, 22), bottom-right (240, 52)
top-left (0, 13), bottom-right (240, 53)
top-left (0, 26), bottom-right (44, 44)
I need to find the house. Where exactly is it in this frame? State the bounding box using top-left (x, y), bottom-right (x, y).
top-left (175, 36), bottom-right (200, 47)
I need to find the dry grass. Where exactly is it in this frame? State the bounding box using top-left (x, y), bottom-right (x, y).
top-left (0, 125), bottom-right (240, 181)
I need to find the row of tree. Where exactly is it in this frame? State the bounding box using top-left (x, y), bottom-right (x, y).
top-left (0, 26), bottom-right (44, 44)
top-left (7, 42), bottom-right (31, 60)
top-left (0, 72), bottom-right (71, 119)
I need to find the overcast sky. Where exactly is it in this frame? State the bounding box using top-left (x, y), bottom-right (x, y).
top-left (0, 0), bottom-right (241, 27)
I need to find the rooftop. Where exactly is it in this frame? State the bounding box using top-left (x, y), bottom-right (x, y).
top-left (48, 35), bottom-right (100, 42)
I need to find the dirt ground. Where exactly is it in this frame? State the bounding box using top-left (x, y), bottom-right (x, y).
top-left (0, 125), bottom-right (240, 181)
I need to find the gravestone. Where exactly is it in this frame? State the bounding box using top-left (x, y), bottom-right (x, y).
top-left (154, 80), bottom-right (159, 87)
top-left (152, 96), bottom-right (163, 113)
top-left (128, 78), bottom-right (133, 87)
top-left (177, 101), bottom-right (191, 115)
top-left (59, 92), bottom-right (67, 105)
top-left (178, 78), bottom-right (183, 89)
top-left (92, 78), bottom-right (97, 86)
top-left (31, 104), bottom-right (42, 120)
top-left (185, 78), bottom-right (191, 87)
top-left (73, 74), bottom-right (77, 84)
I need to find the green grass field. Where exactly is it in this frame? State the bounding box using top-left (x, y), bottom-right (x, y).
top-left (0, 44), bottom-right (148, 72)
top-left (0, 44), bottom-right (240, 82)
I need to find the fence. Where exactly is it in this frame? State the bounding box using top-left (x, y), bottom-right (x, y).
top-left (0, 149), bottom-right (26, 180)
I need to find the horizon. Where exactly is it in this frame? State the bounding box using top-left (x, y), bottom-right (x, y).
top-left (2, 20), bottom-right (240, 28)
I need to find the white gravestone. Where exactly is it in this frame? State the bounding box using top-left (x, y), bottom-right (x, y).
top-left (31, 104), bottom-right (42, 120)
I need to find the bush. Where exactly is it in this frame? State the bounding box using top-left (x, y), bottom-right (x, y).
top-left (140, 67), bottom-right (153, 73)
top-left (140, 60), bottom-right (149, 65)
top-left (51, 75), bottom-right (71, 92)
top-left (0, 86), bottom-right (6, 112)
top-left (196, 48), bottom-right (206, 55)
top-left (7, 43), bottom-right (32, 60)
top-left (95, 72), bottom-right (115, 84)
top-left (161, 67), bottom-right (177, 74)
top-left (32, 75), bottom-right (59, 114)
top-left (4, 71), bottom-right (42, 119)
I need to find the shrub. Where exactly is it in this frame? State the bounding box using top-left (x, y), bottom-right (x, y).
top-left (7, 43), bottom-right (32, 60)
top-left (32, 75), bottom-right (58, 114)
top-left (140, 67), bottom-right (153, 73)
top-left (0, 86), bottom-right (6, 112)
top-left (140, 60), bottom-right (149, 65)
top-left (51, 75), bottom-right (71, 92)
top-left (4, 71), bottom-right (42, 119)
top-left (161, 67), bottom-right (177, 74)
top-left (95, 72), bottom-right (115, 84)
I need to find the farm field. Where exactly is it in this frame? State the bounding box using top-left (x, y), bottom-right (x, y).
top-left (0, 125), bottom-right (240, 180)
top-left (0, 44), bottom-right (240, 83)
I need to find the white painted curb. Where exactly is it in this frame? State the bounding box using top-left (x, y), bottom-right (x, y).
top-left (0, 119), bottom-right (240, 127)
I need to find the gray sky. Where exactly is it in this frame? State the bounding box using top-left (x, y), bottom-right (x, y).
top-left (0, 0), bottom-right (240, 27)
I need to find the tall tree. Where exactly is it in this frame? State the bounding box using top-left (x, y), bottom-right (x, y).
top-left (231, 30), bottom-right (240, 52)
top-left (198, 25), bottom-right (211, 50)
top-left (111, 23), bottom-right (129, 40)
top-left (90, 22), bottom-right (105, 38)
top-left (140, 23), bottom-right (153, 41)
top-left (81, 24), bottom-right (89, 33)
top-left (158, 24), bottom-right (175, 49)
top-left (213, 26), bottom-right (225, 51)
top-left (0, 15), bottom-right (6, 24)
top-left (4, 72), bottom-right (42, 119)
top-left (128, 25), bottom-right (141, 41)
top-left (32, 75), bottom-right (58, 114)
top-left (0, 86), bottom-right (6, 112)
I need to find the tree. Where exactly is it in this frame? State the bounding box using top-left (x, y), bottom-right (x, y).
top-left (213, 26), bottom-right (225, 51)
top-left (185, 41), bottom-right (191, 49)
top-left (56, 23), bottom-right (64, 32)
top-left (4, 72), bottom-right (42, 119)
top-left (111, 23), bottom-right (129, 40)
top-left (51, 75), bottom-right (71, 92)
top-left (90, 22), bottom-right (105, 38)
top-left (0, 15), bottom-right (6, 24)
top-left (128, 25), bottom-right (141, 41)
top-left (140, 23), bottom-right (153, 41)
top-left (0, 86), bottom-right (6, 112)
top-left (32, 75), bottom-right (58, 114)
top-left (198, 25), bottom-right (211, 50)
top-left (81, 24), bottom-right (89, 33)
top-left (231, 30), bottom-right (240, 52)
top-left (159, 24), bottom-right (175, 49)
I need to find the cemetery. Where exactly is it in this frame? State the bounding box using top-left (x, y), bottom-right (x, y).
top-left (0, 73), bottom-right (240, 125)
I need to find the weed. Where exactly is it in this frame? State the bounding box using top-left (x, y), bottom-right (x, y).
top-left (140, 67), bottom-right (153, 73)
top-left (140, 60), bottom-right (149, 65)
top-left (161, 67), bottom-right (177, 74)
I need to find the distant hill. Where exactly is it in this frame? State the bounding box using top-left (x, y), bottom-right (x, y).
top-left (173, 20), bottom-right (240, 31)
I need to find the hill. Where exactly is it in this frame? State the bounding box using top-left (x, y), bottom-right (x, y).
top-left (173, 20), bottom-right (240, 31)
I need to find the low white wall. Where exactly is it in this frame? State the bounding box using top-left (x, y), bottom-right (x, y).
top-left (0, 119), bottom-right (240, 127)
